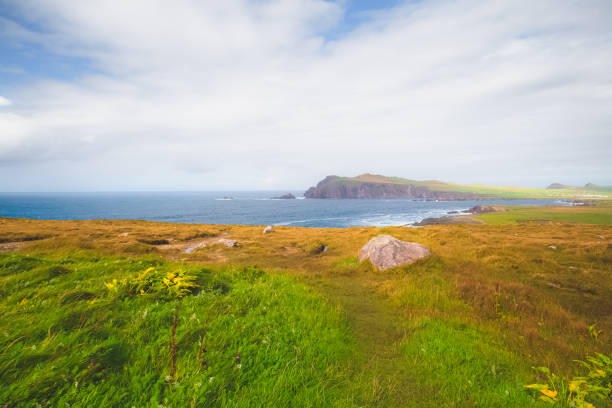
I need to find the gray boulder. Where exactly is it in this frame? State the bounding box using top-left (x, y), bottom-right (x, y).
top-left (359, 235), bottom-right (430, 270)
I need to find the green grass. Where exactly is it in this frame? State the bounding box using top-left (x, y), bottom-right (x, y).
top-left (477, 206), bottom-right (612, 225)
top-left (331, 174), bottom-right (612, 199)
top-left (0, 253), bottom-right (352, 407)
top-left (402, 320), bottom-right (542, 407)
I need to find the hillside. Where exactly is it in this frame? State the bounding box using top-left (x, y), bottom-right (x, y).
top-left (304, 175), bottom-right (483, 200)
top-left (585, 183), bottom-right (612, 193)
top-left (1, 202), bottom-right (611, 407)
top-left (304, 174), bottom-right (612, 200)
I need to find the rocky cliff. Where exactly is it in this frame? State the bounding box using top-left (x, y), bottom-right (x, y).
top-left (304, 175), bottom-right (484, 200)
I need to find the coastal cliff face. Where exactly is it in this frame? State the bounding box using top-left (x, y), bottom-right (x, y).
top-left (304, 175), bottom-right (483, 200)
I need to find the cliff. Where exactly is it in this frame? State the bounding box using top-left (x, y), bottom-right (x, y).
top-left (304, 175), bottom-right (484, 200)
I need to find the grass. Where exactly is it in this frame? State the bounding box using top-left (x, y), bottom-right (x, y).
top-left (328, 174), bottom-right (612, 199)
top-left (0, 201), bottom-right (611, 407)
top-left (0, 253), bottom-right (352, 407)
top-left (402, 319), bottom-right (538, 407)
top-left (476, 203), bottom-right (612, 225)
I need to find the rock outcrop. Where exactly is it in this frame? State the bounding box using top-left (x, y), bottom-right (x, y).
top-left (271, 193), bottom-right (296, 199)
top-left (358, 235), bottom-right (430, 270)
top-left (304, 175), bottom-right (483, 200)
top-left (412, 215), bottom-right (485, 226)
top-left (218, 239), bottom-right (238, 247)
top-left (461, 205), bottom-right (503, 214)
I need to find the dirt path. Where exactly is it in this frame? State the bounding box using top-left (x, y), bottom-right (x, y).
top-left (305, 272), bottom-right (421, 407)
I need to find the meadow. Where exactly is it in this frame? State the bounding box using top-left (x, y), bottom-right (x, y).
top-left (0, 201), bottom-right (611, 407)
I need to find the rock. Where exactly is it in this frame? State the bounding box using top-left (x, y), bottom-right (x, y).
top-left (461, 205), bottom-right (500, 214)
top-left (412, 215), bottom-right (485, 226)
top-left (447, 210), bottom-right (459, 214)
top-left (271, 193), bottom-right (296, 199)
top-left (185, 241), bottom-right (206, 254)
top-left (548, 245), bottom-right (557, 250)
top-left (358, 235), bottom-right (430, 270)
top-left (218, 239), bottom-right (238, 248)
top-left (566, 199), bottom-right (596, 206)
top-left (263, 226), bottom-right (274, 234)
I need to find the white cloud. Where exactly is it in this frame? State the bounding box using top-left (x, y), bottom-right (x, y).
top-left (1, 0), bottom-right (611, 190)
top-left (0, 96), bottom-right (12, 106)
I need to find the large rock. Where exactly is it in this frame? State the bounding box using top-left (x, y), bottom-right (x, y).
top-left (358, 235), bottom-right (430, 270)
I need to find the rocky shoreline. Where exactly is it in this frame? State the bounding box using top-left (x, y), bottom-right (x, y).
top-left (410, 205), bottom-right (505, 226)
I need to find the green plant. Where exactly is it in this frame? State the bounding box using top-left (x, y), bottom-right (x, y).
top-left (525, 353), bottom-right (612, 407)
top-left (161, 269), bottom-right (199, 299)
top-left (104, 266), bottom-right (199, 299)
top-left (589, 324), bottom-right (603, 344)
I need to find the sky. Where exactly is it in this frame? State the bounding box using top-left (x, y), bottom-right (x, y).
top-left (0, 0), bottom-right (611, 192)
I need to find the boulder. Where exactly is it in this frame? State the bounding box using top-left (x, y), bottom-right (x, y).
top-left (358, 235), bottom-right (430, 270)
top-left (218, 238), bottom-right (239, 248)
top-left (263, 225), bottom-right (274, 234)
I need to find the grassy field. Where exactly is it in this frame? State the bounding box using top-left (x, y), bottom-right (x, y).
top-left (0, 202), bottom-right (611, 407)
top-left (342, 174), bottom-right (612, 199)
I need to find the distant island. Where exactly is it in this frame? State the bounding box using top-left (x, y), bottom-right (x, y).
top-left (304, 174), bottom-right (612, 200)
top-left (271, 193), bottom-right (296, 199)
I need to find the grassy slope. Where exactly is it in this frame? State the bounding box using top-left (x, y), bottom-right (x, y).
top-left (0, 255), bottom-right (352, 407)
top-left (1, 204), bottom-right (611, 407)
top-left (338, 174), bottom-right (612, 199)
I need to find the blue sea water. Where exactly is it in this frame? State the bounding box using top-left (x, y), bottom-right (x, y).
top-left (0, 191), bottom-right (570, 228)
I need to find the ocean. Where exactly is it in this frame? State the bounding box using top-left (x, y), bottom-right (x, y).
top-left (0, 192), bottom-right (570, 228)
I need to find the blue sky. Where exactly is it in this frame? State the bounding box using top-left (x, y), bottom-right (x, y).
top-left (0, 0), bottom-right (611, 191)
top-left (0, 0), bottom-right (403, 87)
top-left (0, 3), bottom-right (92, 87)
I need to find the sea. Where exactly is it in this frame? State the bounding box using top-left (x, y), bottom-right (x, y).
top-left (0, 191), bottom-right (571, 228)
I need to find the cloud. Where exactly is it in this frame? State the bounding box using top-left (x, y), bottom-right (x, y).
top-left (0, 96), bottom-right (12, 106)
top-left (0, 0), bottom-right (611, 190)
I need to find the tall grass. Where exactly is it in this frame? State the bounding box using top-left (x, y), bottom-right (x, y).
top-left (0, 254), bottom-right (352, 407)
